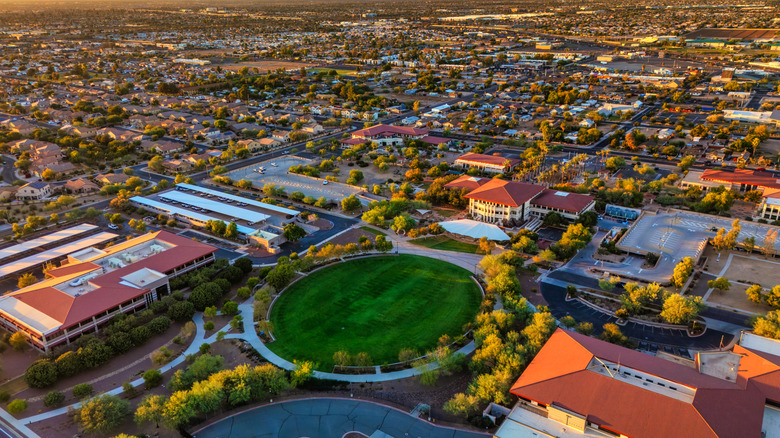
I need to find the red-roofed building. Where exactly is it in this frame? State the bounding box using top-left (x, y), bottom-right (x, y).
top-left (443, 175), bottom-right (490, 192)
top-left (464, 179), bottom-right (594, 224)
top-left (496, 329), bottom-right (780, 438)
top-left (348, 124), bottom-right (429, 147)
top-left (455, 153), bottom-right (521, 174)
top-left (0, 231), bottom-right (216, 352)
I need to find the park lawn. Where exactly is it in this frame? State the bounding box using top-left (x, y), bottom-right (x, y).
top-left (268, 255), bottom-right (481, 370)
top-left (434, 208), bottom-right (460, 218)
top-left (409, 235), bottom-right (480, 254)
top-left (360, 226), bottom-right (387, 236)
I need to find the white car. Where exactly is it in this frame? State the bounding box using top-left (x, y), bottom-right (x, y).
top-left (323, 181), bottom-right (329, 185)
top-left (107, 224), bottom-right (119, 230)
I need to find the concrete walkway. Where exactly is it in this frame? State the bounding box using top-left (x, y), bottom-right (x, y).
top-left (226, 297), bottom-right (477, 383)
top-left (19, 245), bottom-right (482, 424)
top-left (20, 313), bottom-right (232, 424)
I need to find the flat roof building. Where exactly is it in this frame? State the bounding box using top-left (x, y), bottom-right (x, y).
top-left (0, 231), bottom-right (216, 352)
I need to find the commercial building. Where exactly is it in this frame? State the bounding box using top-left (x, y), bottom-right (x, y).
top-left (0, 231), bottom-right (216, 352)
top-left (131, 183), bottom-right (299, 251)
top-left (460, 178), bottom-right (595, 224)
top-left (496, 328), bottom-right (780, 438)
top-left (454, 153), bottom-right (520, 174)
top-left (680, 168), bottom-right (780, 221)
top-left (343, 124), bottom-right (429, 147)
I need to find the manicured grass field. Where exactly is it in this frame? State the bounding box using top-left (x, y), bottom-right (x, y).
top-left (268, 255), bottom-right (481, 370)
top-left (359, 226), bottom-right (386, 236)
top-left (409, 235), bottom-right (480, 254)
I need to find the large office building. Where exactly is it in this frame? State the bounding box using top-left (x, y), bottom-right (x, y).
top-left (0, 231), bottom-right (216, 352)
top-left (446, 176), bottom-right (595, 224)
top-left (496, 329), bottom-right (780, 438)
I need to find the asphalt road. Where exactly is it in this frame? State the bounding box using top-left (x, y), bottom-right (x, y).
top-left (193, 398), bottom-right (488, 438)
top-left (542, 272), bottom-right (736, 350)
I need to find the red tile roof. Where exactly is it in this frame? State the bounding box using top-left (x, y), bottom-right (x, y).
top-left (464, 179), bottom-right (544, 207)
top-left (6, 231), bottom-right (216, 332)
top-left (352, 124), bottom-right (428, 138)
top-left (511, 329), bottom-right (766, 438)
top-left (701, 168), bottom-right (780, 190)
top-left (443, 175), bottom-right (490, 192)
top-left (455, 152), bottom-right (520, 167)
top-left (530, 189), bottom-right (595, 213)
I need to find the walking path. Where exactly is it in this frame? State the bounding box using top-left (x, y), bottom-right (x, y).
top-left (15, 244), bottom-right (484, 425)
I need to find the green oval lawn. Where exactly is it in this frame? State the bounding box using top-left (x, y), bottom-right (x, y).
top-left (267, 254), bottom-right (481, 371)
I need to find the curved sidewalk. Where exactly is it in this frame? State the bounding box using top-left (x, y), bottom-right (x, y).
top-left (227, 298), bottom-right (476, 382)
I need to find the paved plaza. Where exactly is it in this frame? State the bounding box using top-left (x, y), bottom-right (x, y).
top-left (194, 398), bottom-right (489, 438)
top-left (227, 156), bottom-right (363, 201)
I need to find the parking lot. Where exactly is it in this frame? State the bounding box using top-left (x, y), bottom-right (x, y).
top-left (227, 156), bottom-right (363, 202)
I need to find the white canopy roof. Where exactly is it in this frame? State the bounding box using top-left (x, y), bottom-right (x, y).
top-left (439, 219), bottom-right (510, 241)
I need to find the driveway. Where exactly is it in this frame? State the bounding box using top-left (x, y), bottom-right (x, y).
top-left (193, 398), bottom-right (489, 438)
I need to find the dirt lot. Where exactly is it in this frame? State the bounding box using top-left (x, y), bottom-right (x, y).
top-left (705, 282), bottom-right (772, 314)
top-left (721, 254), bottom-right (780, 288)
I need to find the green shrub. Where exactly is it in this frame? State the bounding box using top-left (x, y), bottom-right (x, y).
top-left (7, 399), bottom-right (27, 414)
top-left (43, 391), bottom-right (65, 407)
top-left (24, 359), bottom-right (58, 388)
top-left (222, 301), bottom-right (238, 315)
top-left (204, 321), bottom-right (215, 331)
top-left (142, 369), bottom-right (163, 389)
top-left (73, 383), bottom-right (94, 399)
top-left (199, 343), bottom-right (211, 354)
top-left (0, 391), bottom-right (10, 403)
top-left (148, 316), bottom-right (171, 334)
top-left (237, 287), bottom-right (251, 300)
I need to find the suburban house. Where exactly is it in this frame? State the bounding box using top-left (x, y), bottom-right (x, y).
top-left (95, 173), bottom-right (130, 186)
top-left (64, 178), bottom-right (99, 194)
top-left (460, 178), bottom-right (594, 224)
top-left (16, 182), bottom-right (52, 200)
top-left (454, 153), bottom-right (521, 174)
top-left (496, 328), bottom-right (780, 438)
top-left (0, 231), bottom-right (216, 352)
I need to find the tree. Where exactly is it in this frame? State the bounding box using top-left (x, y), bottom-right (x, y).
top-left (17, 273), bottom-right (37, 289)
top-left (671, 257), bottom-right (694, 288)
top-left (9, 332), bottom-right (27, 351)
top-left (24, 360), bottom-right (58, 388)
top-left (660, 294), bottom-right (705, 325)
top-left (333, 350), bottom-right (351, 366)
top-left (134, 395), bottom-right (165, 427)
top-left (600, 323), bottom-right (629, 346)
top-left (707, 277), bottom-right (731, 292)
top-left (78, 394), bottom-right (130, 434)
top-left (766, 286), bottom-right (780, 309)
top-left (221, 301), bottom-right (238, 315)
top-left (291, 360), bottom-right (314, 387)
top-left (283, 223), bottom-right (306, 242)
top-left (747, 284), bottom-right (765, 304)
top-left (224, 222), bottom-right (238, 239)
top-left (341, 195), bottom-right (361, 212)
